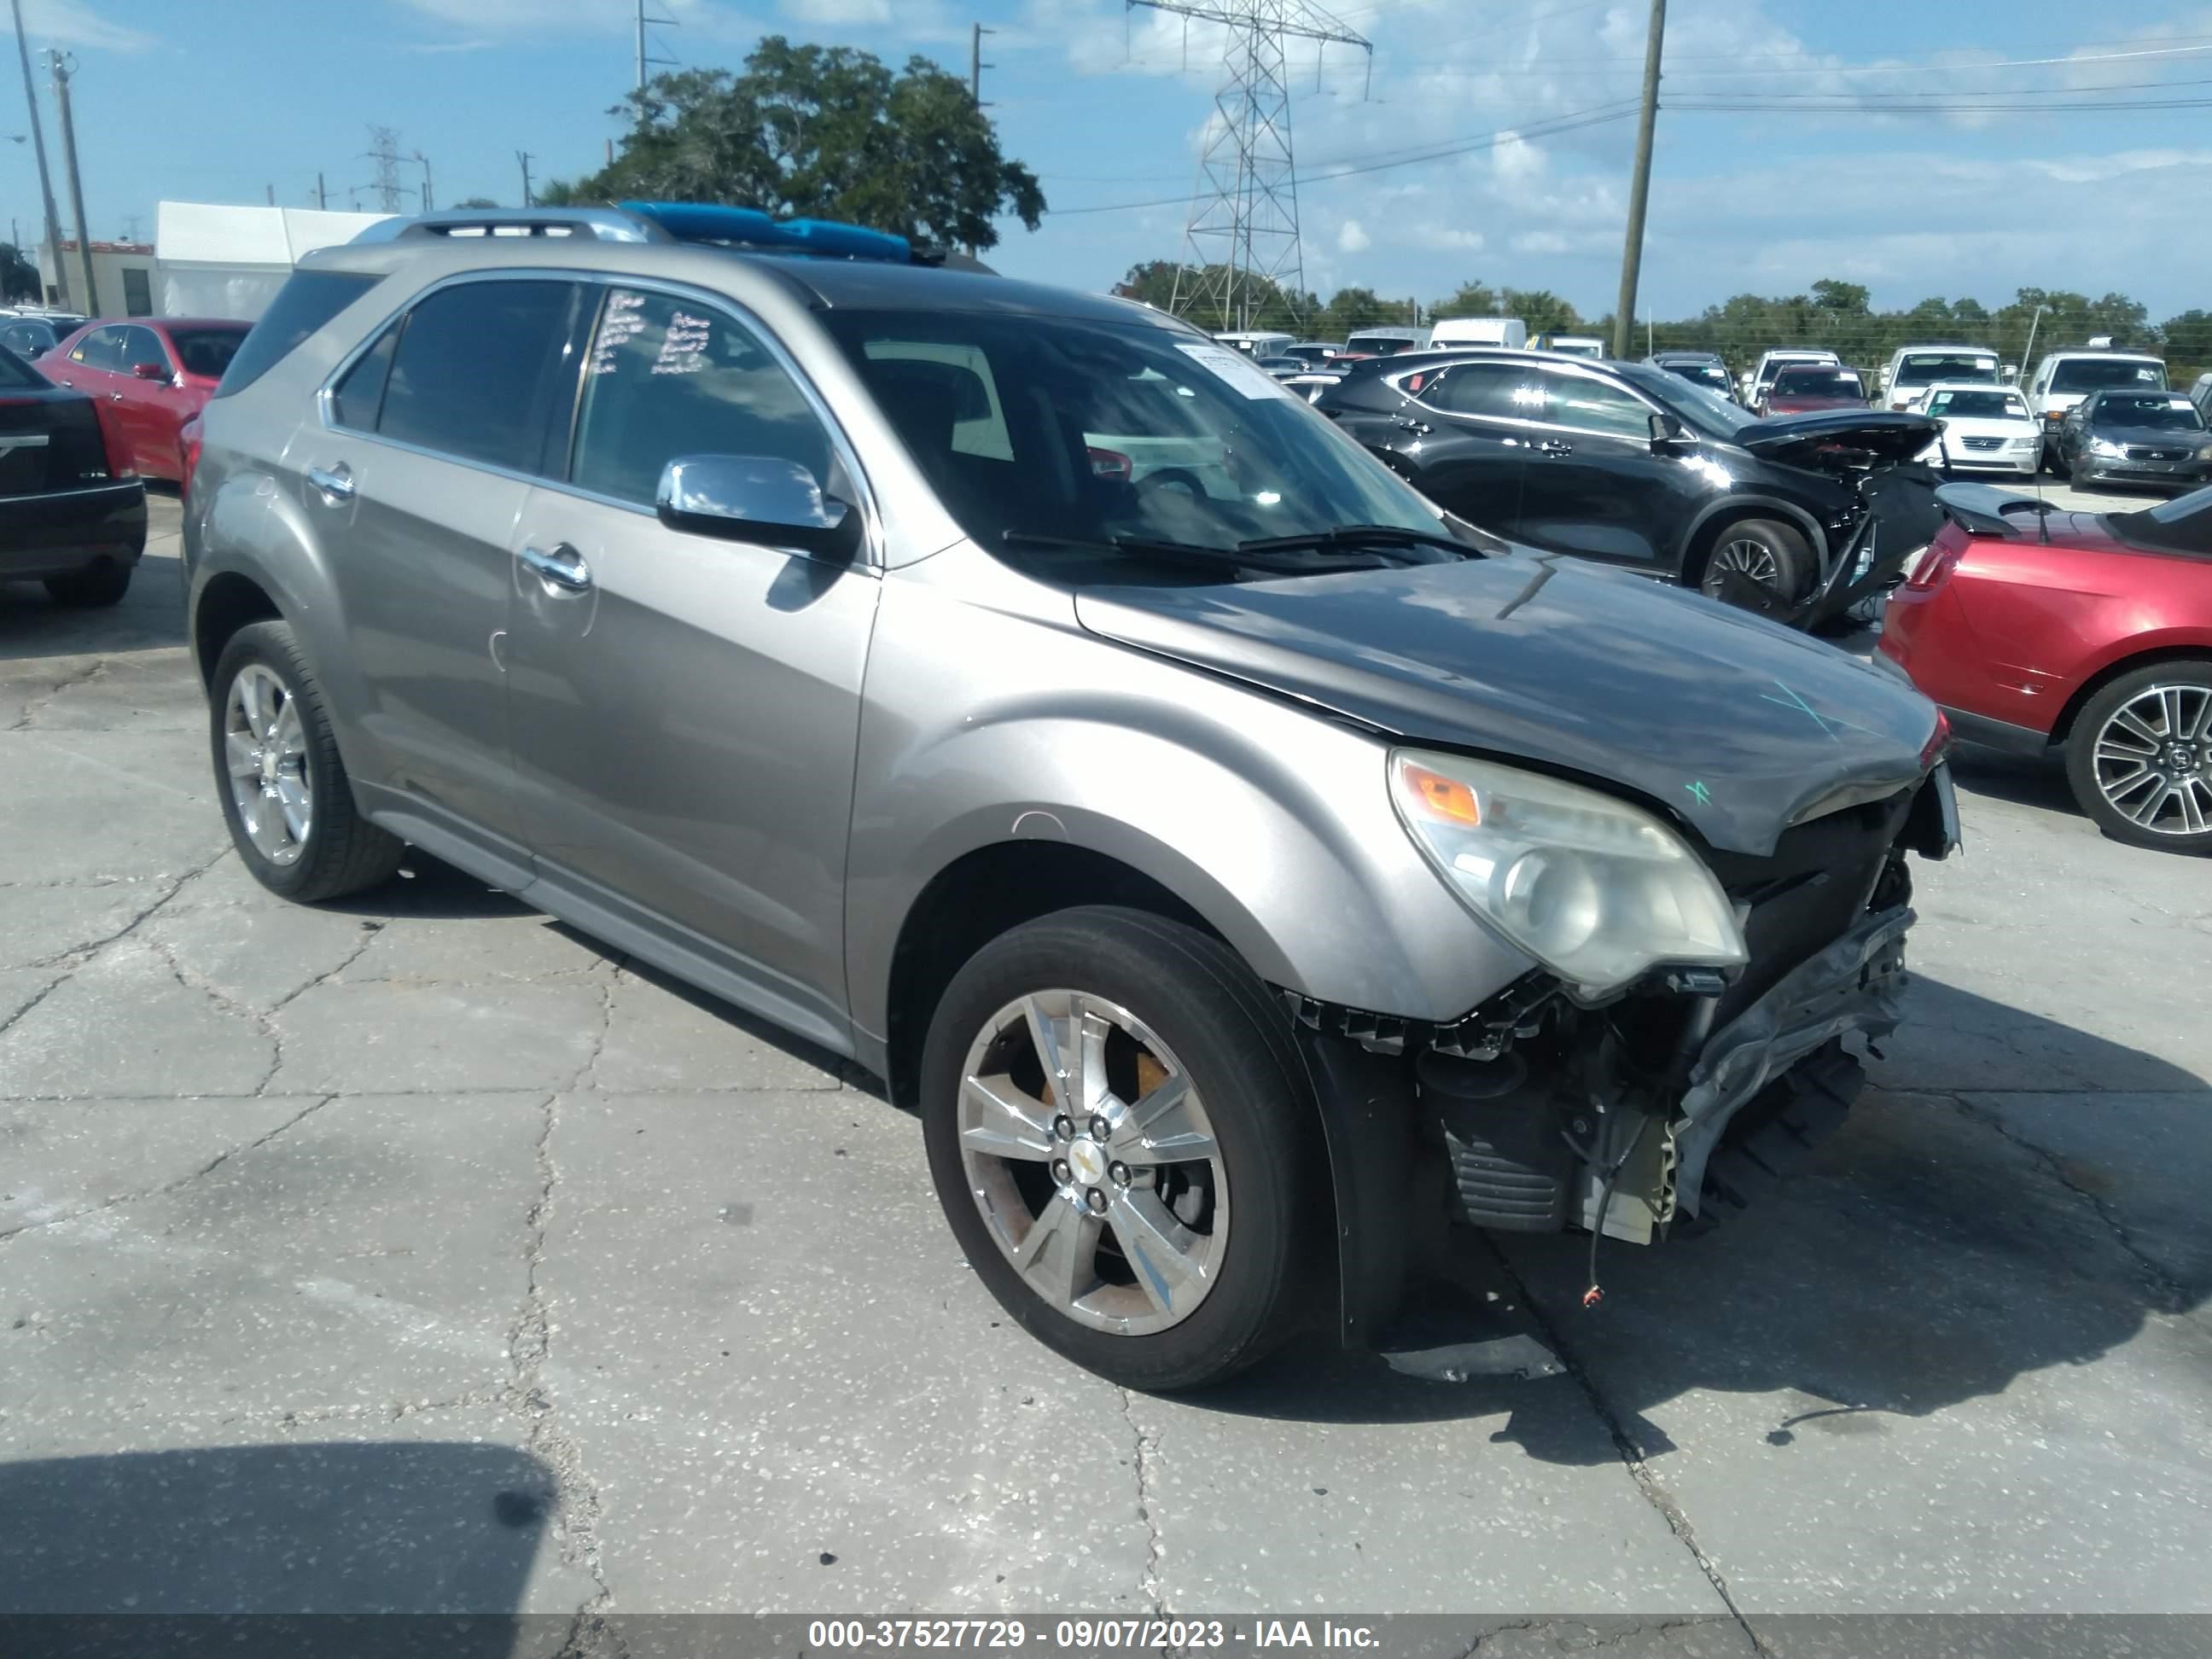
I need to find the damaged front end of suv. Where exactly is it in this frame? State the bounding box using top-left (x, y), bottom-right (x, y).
top-left (1080, 550), bottom-right (1960, 1349)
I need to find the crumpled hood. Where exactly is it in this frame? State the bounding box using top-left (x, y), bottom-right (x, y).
top-left (1077, 554), bottom-right (1941, 857)
top-left (1736, 409), bottom-right (1941, 469)
top-left (2086, 423), bottom-right (2209, 451)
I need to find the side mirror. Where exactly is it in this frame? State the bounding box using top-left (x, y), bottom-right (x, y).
top-left (655, 454), bottom-right (859, 560)
top-left (131, 360), bottom-right (171, 382)
top-left (1649, 410), bottom-right (1691, 450)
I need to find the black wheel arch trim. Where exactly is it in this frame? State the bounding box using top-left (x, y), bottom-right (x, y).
top-left (1674, 495), bottom-right (1830, 584)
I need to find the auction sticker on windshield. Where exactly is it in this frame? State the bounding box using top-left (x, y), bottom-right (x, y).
top-left (1176, 342), bottom-right (1298, 401)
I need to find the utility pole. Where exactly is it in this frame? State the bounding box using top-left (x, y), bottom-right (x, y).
top-left (10, 0), bottom-right (67, 308)
top-left (516, 151), bottom-right (534, 208)
top-left (49, 51), bottom-right (96, 316)
top-left (635, 0), bottom-right (677, 96)
top-left (265, 183), bottom-right (275, 206)
top-left (1610, 0), bottom-right (1666, 361)
top-left (414, 152), bottom-right (433, 212)
top-left (966, 22), bottom-right (995, 256)
top-left (316, 172), bottom-right (328, 210)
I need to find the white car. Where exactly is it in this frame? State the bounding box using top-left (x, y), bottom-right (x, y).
top-left (1741, 347), bottom-right (1838, 405)
top-left (1877, 345), bottom-right (2000, 411)
top-left (1914, 382), bottom-right (2041, 476)
top-left (2025, 349), bottom-right (2168, 464)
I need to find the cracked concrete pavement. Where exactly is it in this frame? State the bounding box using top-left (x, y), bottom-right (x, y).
top-left (2, 496), bottom-right (2209, 1650)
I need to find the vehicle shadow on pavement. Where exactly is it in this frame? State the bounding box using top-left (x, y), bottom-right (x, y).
top-left (0, 548), bottom-right (189, 664)
top-left (1198, 976), bottom-right (2206, 1467)
top-left (1947, 742), bottom-right (2079, 817)
top-left (318, 852), bottom-right (540, 922)
top-left (0, 1441), bottom-right (560, 1649)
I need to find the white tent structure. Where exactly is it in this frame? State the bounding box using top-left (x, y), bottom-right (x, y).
top-left (154, 202), bottom-right (396, 319)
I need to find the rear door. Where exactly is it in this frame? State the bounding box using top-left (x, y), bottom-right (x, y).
top-left (294, 274), bottom-right (585, 855)
top-left (1511, 364), bottom-right (1690, 570)
top-left (108, 323), bottom-right (175, 478)
top-left (503, 282), bottom-right (880, 1051)
top-left (1393, 359), bottom-right (1528, 533)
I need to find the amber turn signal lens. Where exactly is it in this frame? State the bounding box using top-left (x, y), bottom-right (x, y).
top-left (1402, 762), bottom-right (1481, 826)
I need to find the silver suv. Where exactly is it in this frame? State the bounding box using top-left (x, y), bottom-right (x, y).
top-left (184, 206), bottom-right (1958, 1390)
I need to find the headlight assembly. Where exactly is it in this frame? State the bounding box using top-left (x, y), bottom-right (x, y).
top-left (1388, 749), bottom-right (1747, 998)
top-left (2089, 438), bottom-right (2126, 458)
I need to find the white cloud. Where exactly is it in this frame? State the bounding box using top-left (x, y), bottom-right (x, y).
top-left (781, 0), bottom-right (889, 22)
top-left (1336, 218), bottom-right (1370, 253)
top-left (4, 0), bottom-right (154, 53)
top-left (1511, 230), bottom-right (1569, 255)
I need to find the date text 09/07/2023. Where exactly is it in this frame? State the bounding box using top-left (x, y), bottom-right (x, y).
top-left (804, 1620), bottom-right (1383, 1650)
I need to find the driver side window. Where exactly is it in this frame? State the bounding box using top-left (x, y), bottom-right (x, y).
top-left (1533, 369), bottom-right (1652, 439)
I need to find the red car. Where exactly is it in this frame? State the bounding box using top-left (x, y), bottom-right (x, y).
top-left (38, 317), bottom-right (250, 483)
top-left (1877, 482), bottom-right (2212, 853)
top-left (1756, 363), bottom-right (1869, 417)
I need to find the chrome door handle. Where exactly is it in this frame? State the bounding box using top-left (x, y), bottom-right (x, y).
top-left (306, 463), bottom-right (354, 503)
top-left (109, 392), bottom-right (125, 403)
top-left (521, 543), bottom-right (592, 592)
top-left (1536, 439), bottom-right (1574, 457)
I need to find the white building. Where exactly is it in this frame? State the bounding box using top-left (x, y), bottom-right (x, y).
top-left (154, 201), bottom-right (394, 319)
top-left (35, 239), bottom-right (156, 315)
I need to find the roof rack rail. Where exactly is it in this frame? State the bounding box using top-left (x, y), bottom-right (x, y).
top-left (347, 201), bottom-right (975, 269)
top-left (351, 207), bottom-right (668, 245)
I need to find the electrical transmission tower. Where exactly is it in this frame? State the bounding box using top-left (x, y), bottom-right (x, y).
top-left (1128, 0), bottom-right (1371, 332)
top-left (364, 126), bottom-right (405, 213)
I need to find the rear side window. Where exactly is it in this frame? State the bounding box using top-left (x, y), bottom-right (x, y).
top-left (379, 279), bottom-right (581, 475)
top-left (215, 270), bottom-right (380, 398)
top-left (1422, 362), bottom-right (1526, 417)
top-left (1, 320), bottom-right (57, 357)
top-left (569, 287), bottom-right (830, 504)
top-left (329, 327), bottom-right (397, 431)
top-left (0, 345), bottom-right (42, 388)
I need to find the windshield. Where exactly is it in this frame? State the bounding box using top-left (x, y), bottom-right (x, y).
top-left (1928, 389), bottom-right (2029, 419)
top-left (2051, 357), bottom-right (2165, 393)
top-left (1618, 361), bottom-right (1758, 435)
top-left (2110, 484), bottom-right (2212, 554)
top-left (821, 308), bottom-right (1444, 557)
top-left (1896, 352), bottom-right (1995, 386)
top-left (1771, 368), bottom-right (1864, 398)
top-left (2090, 393), bottom-right (2205, 432)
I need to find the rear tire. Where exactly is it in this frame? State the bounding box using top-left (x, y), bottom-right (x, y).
top-left (2064, 662), bottom-right (2212, 854)
top-left (921, 905), bottom-right (1318, 1391)
top-left (210, 620), bottom-right (407, 902)
top-left (1696, 518), bottom-right (1815, 616)
top-left (44, 561), bottom-right (131, 608)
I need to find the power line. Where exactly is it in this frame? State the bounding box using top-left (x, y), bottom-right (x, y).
top-left (1048, 100), bottom-right (1637, 215)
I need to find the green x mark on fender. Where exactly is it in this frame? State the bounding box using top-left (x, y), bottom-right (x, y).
top-left (1685, 780), bottom-right (1712, 806)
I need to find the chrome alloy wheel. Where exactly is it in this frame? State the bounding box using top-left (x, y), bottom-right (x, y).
top-left (1706, 537), bottom-right (1782, 594)
top-left (2092, 683), bottom-right (2212, 835)
top-left (223, 662), bottom-right (312, 865)
top-left (957, 990), bottom-right (1228, 1336)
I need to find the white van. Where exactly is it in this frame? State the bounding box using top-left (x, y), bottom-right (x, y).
top-left (1212, 330), bottom-right (1295, 358)
top-left (2025, 349), bottom-right (2168, 466)
top-left (1425, 317), bottom-right (1528, 351)
top-left (1876, 345), bottom-right (2000, 411)
top-left (1535, 332), bottom-right (1605, 358)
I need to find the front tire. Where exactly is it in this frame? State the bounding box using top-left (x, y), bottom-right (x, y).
top-left (920, 906), bottom-right (1318, 1391)
top-left (2064, 663), bottom-right (2212, 853)
top-left (1697, 518), bottom-right (1815, 615)
top-left (44, 560), bottom-right (131, 608)
top-left (210, 620), bottom-right (406, 901)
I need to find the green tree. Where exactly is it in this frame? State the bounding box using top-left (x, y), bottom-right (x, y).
top-left (1809, 278), bottom-right (1870, 315)
top-left (1500, 288), bottom-right (1579, 337)
top-left (451, 196), bottom-right (501, 209)
top-left (1431, 279), bottom-right (1499, 319)
top-left (2163, 310), bottom-right (2212, 375)
top-left (0, 242), bottom-right (38, 304)
top-left (541, 38), bottom-right (1044, 250)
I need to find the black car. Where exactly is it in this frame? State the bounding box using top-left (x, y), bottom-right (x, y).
top-left (2054, 387), bottom-right (2212, 492)
top-left (1644, 351), bottom-right (1735, 401)
top-left (0, 343), bottom-right (147, 606)
top-left (0, 316), bottom-right (67, 359)
top-left (1314, 349), bottom-right (1939, 624)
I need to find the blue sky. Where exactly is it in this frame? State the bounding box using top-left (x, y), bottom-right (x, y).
top-left (8, 0), bottom-right (2212, 322)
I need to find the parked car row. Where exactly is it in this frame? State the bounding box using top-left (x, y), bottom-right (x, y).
top-left (28, 316), bottom-right (250, 483)
top-left (0, 341), bottom-right (147, 605)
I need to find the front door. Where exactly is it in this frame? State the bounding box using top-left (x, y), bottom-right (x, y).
top-left (504, 283), bottom-right (879, 1050)
top-left (1393, 359), bottom-right (1529, 536)
top-left (1511, 364), bottom-right (1690, 571)
top-left (288, 274), bottom-right (585, 854)
top-left (108, 324), bottom-right (178, 478)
